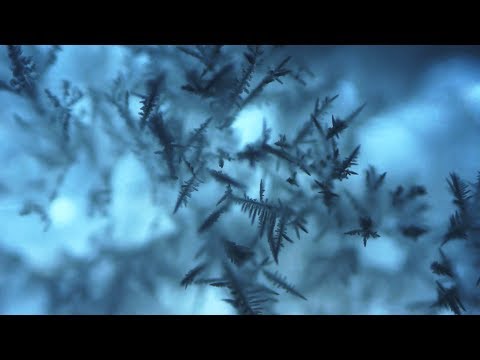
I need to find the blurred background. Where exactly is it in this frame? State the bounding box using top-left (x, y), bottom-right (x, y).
top-left (0, 45), bottom-right (479, 314)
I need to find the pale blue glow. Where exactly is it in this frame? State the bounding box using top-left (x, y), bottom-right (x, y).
top-left (1, 45), bottom-right (479, 315)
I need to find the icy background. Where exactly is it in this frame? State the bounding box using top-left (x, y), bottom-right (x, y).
top-left (0, 45), bottom-right (479, 314)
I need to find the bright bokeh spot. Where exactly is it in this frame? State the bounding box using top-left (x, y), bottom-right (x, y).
top-left (49, 196), bottom-right (77, 228)
top-left (360, 118), bottom-right (420, 176)
top-left (232, 104), bottom-right (278, 148)
top-left (359, 235), bottom-right (407, 273)
top-left (464, 83), bottom-right (480, 117)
